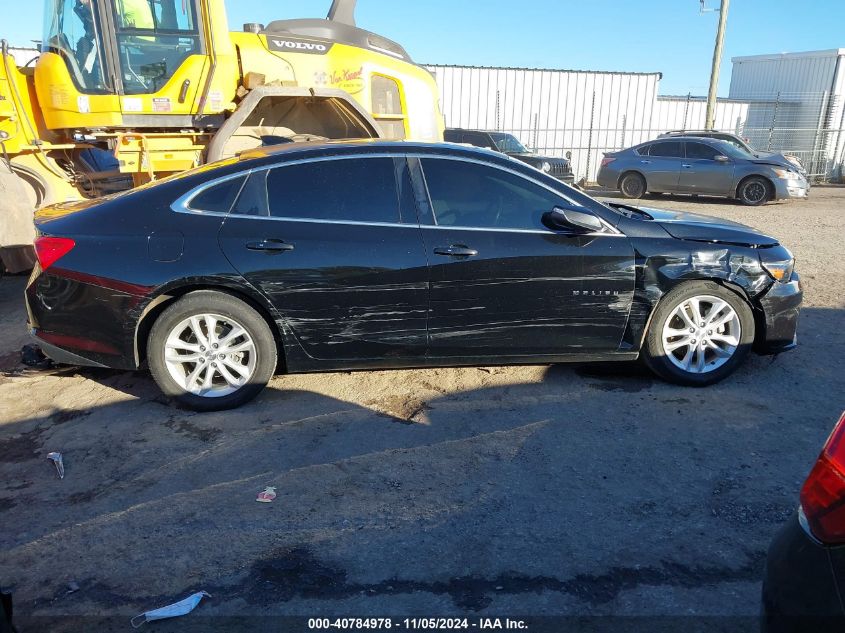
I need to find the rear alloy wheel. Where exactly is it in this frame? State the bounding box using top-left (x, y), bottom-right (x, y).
top-left (738, 177), bottom-right (771, 206)
top-left (642, 281), bottom-right (754, 386)
top-left (148, 291), bottom-right (277, 411)
top-left (620, 172), bottom-right (646, 199)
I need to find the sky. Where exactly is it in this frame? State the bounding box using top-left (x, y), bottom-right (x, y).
top-left (7, 0), bottom-right (845, 96)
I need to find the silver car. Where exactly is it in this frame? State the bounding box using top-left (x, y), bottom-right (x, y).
top-left (597, 137), bottom-right (809, 206)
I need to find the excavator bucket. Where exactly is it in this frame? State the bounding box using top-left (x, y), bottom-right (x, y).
top-left (206, 86), bottom-right (382, 163)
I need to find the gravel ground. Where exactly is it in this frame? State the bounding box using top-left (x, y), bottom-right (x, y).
top-left (0, 187), bottom-right (843, 630)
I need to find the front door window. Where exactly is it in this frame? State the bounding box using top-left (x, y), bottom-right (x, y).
top-left (43, 0), bottom-right (110, 92)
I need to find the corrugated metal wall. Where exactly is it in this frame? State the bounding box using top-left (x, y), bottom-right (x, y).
top-left (729, 50), bottom-right (845, 179)
top-left (429, 65), bottom-right (758, 181)
top-left (652, 96), bottom-right (749, 135)
top-left (8, 48), bottom-right (39, 67)
top-left (729, 50), bottom-right (843, 98)
top-left (428, 65), bottom-right (661, 182)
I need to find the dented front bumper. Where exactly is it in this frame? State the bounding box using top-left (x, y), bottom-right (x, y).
top-left (756, 272), bottom-right (802, 354)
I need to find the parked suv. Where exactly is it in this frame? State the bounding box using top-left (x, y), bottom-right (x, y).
top-left (444, 128), bottom-right (575, 184)
top-left (597, 137), bottom-right (809, 206)
top-left (659, 130), bottom-right (807, 177)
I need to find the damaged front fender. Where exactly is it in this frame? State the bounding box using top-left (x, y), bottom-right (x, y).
top-left (621, 237), bottom-right (785, 350)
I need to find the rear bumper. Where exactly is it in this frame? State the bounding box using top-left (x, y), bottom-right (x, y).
top-left (25, 268), bottom-right (145, 371)
top-left (33, 336), bottom-right (109, 368)
top-left (596, 168), bottom-right (616, 189)
top-left (755, 272), bottom-right (802, 354)
top-left (761, 512), bottom-right (845, 632)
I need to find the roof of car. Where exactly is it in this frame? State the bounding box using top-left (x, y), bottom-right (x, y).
top-left (662, 130), bottom-right (738, 137)
top-left (237, 139), bottom-right (503, 163)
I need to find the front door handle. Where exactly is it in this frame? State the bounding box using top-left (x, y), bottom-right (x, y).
top-left (434, 245), bottom-right (478, 258)
top-left (246, 239), bottom-right (295, 253)
top-left (682, 164), bottom-right (693, 169)
top-left (640, 160), bottom-right (652, 164)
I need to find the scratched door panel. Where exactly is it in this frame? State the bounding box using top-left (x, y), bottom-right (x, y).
top-left (218, 158), bottom-right (429, 361)
top-left (417, 157), bottom-right (636, 356)
top-left (424, 228), bottom-right (635, 355)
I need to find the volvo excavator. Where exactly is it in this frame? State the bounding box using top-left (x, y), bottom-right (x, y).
top-left (0, 0), bottom-right (444, 272)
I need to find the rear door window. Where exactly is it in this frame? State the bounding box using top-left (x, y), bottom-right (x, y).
top-left (265, 157), bottom-right (400, 223)
top-left (648, 142), bottom-right (684, 158)
top-left (231, 171), bottom-right (269, 217)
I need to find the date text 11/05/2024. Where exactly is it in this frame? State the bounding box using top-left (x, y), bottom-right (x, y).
top-left (307, 618), bottom-right (529, 630)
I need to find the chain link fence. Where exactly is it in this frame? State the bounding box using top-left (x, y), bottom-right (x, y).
top-left (429, 66), bottom-right (845, 184)
top-left (475, 92), bottom-right (843, 184)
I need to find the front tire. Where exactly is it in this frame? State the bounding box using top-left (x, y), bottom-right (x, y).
top-left (642, 281), bottom-right (755, 386)
top-left (619, 172), bottom-right (646, 199)
top-left (737, 176), bottom-right (771, 206)
top-left (147, 291), bottom-right (277, 411)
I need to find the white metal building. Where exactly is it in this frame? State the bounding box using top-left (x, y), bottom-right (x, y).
top-left (428, 64), bottom-right (662, 182)
top-left (729, 49), bottom-right (845, 179)
top-left (8, 47), bottom-right (39, 67)
top-left (428, 64), bottom-right (758, 181)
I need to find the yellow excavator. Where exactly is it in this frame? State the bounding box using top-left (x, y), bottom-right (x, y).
top-left (0, 0), bottom-right (444, 272)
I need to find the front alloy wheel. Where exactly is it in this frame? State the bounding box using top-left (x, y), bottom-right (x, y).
top-left (661, 296), bottom-right (741, 374)
top-left (738, 177), bottom-right (770, 206)
top-left (643, 281), bottom-right (755, 386)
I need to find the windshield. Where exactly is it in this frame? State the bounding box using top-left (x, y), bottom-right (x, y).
top-left (490, 133), bottom-right (529, 154)
top-left (721, 136), bottom-right (756, 153)
top-left (713, 140), bottom-right (756, 160)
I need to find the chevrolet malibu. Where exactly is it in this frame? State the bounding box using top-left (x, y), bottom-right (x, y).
top-left (26, 141), bottom-right (802, 411)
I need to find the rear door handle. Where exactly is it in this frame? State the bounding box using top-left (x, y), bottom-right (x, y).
top-left (640, 160), bottom-right (651, 164)
top-left (682, 164), bottom-right (693, 169)
top-left (246, 239), bottom-right (295, 253)
top-left (434, 245), bottom-right (478, 258)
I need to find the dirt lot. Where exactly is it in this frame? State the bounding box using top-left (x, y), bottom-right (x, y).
top-left (1, 187), bottom-right (843, 630)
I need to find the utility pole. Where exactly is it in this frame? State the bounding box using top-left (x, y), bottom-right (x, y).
top-left (704, 0), bottom-right (730, 130)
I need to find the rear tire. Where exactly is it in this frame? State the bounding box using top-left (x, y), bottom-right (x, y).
top-left (147, 291), bottom-right (277, 411)
top-left (619, 172), bottom-right (646, 199)
top-left (737, 176), bottom-right (771, 206)
top-left (642, 281), bottom-right (755, 387)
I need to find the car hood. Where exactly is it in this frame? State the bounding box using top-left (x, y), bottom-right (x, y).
top-left (634, 205), bottom-right (779, 247)
top-left (753, 151), bottom-right (805, 171)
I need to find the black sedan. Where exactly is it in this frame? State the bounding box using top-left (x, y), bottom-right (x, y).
top-left (26, 140), bottom-right (802, 411)
top-left (762, 411), bottom-right (845, 632)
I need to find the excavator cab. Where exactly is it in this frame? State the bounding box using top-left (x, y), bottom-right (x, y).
top-left (39, 0), bottom-right (217, 128)
top-left (43, 0), bottom-right (202, 94)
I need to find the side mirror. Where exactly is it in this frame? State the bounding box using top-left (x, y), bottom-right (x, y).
top-left (565, 151), bottom-right (573, 160)
top-left (542, 205), bottom-right (605, 233)
top-left (714, 155), bottom-right (730, 163)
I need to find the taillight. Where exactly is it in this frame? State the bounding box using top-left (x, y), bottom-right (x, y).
top-left (600, 157), bottom-right (616, 168)
top-left (34, 236), bottom-right (76, 271)
top-left (800, 412), bottom-right (845, 544)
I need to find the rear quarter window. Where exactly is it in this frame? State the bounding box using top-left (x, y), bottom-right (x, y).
top-left (188, 175), bottom-right (247, 213)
